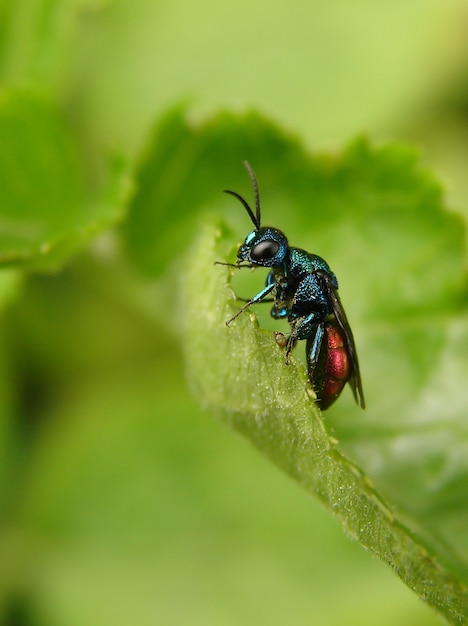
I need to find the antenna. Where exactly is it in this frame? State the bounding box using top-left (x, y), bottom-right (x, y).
top-left (243, 161), bottom-right (261, 229)
top-left (223, 161), bottom-right (262, 229)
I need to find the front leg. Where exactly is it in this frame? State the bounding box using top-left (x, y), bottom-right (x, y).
top-left (215, 261), bottom-right (256, 270)
top-left (225, 282), bottom-right (276, 326)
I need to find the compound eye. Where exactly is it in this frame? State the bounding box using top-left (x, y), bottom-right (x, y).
top-left (251, 240), bottom-right (280, 260)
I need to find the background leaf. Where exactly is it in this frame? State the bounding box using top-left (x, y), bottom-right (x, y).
top-left (0, 90), bottom-right (128, 270)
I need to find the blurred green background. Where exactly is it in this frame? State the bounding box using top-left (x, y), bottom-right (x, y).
top-left (1, 0), bottom-right (468, 624)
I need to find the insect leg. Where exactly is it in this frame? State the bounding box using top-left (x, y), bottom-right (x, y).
top-left (306, 323), bottom-right (326, 382)
top-left (225, 282), bottom-right (276, 326)
top-left (285, 311), bottom-right (322, 363)
top-left (236, 297), bottom-right (275, 304)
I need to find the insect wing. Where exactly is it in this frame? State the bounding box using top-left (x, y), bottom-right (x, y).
top-left (316, 271), bottom-right (365, 409)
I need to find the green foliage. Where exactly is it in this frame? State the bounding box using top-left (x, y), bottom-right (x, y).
top-left (0, 91), bottom-right (128, 269)
top-left (1, 2), bottom-right (468, 625)
top-left (164, 115), bottom-right (466, 623)
top-left (185, 220), bottom-right (468, 623)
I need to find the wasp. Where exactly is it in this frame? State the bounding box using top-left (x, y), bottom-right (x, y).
top-left (220, 161), bottom-right (365, 410)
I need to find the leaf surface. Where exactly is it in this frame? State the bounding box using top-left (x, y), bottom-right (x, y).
top-left (129, 110), bottom-right (468, 624)
top-left (0, 91), bottom-right (128, 270)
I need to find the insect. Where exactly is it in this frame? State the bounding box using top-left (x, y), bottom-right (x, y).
top-left (220, 161), bottom-right (365, 410)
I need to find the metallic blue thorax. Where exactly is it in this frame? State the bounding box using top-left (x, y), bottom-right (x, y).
top-left (266, 247), bottom-right (338, 337)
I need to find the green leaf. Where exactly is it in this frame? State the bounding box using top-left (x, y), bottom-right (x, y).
top-left (183, 223), bottom-right (467, 624)
top-left (169, 113), bottom-right (468, 623)
top-left (0, 91), bottom-right (128, 271)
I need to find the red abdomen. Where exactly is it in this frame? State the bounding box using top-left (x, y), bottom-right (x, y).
top-left (320, 323), bottom-right (350, 409)
top-left (307, 320), bottom-right (352, 410)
